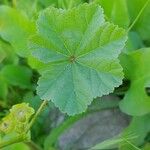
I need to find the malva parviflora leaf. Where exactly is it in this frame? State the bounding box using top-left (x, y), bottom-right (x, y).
top-left (29, 3), bottom-right (127, 115)
top-left (119, 48), bottom-right (150, 116)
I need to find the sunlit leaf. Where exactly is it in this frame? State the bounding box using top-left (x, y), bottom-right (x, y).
top-left (29, 3), bottom-right (127, 115)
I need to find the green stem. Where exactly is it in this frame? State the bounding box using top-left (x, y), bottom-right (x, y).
top-left (27, 100), bottom-right (48, 132)
top-left (127, 0), bottom-right (150, 32)
top-left (0, 135), bottom-right (27, 149)
top-left (44, 100), bottom-right (119, 149)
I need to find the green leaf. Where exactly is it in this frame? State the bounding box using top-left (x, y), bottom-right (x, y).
top-left (94, 0), bottom-right (130, 28)
top-left (1, 65), bottom-right (32, 89)
top-left (123, 32), bottom-right (144, 53)
top-left (119, 48), bottom-right (150, 116)
top-left (0, 39), bottom-right (18, 64)
top-left (121, 114), bottom-right (150, 148)
top-left (0, 46), bottom-right (6, 63)
top-left (90, 134), bottom-right (137, 150)
top-left (127, 0), bottom-right (150, 41)
top-left (0, 75), bottom-right (8, 100)
top-left (1, 143), bottom-right (31, 150)
top-left (0, 6), bottom-right (35, 57)
top-left (27, 55), bottom-right (47, 72)
top-left (15, 0), bottom-right (37, 18)
top-left (142, 143), bottom-right (150, 150)
top-left (38, 0), bottom-right (84, 9)
top-left (29, 3), bottom-right (127, 115)
top-left (10, 103), bottom-right (35, 123)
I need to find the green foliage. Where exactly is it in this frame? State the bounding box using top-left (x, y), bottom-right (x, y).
top-left (0, 65), bottom-right (32, 89)
top-left (39, 0), bottom-right (84, 9)
top-left (120, 48), bottom-right (150, 116)
top-left (94, 0), bottom-right (130, 28)
top-left (90, 135), bottom-right (138, 150)
top-left (1, 143), bottom-right (30, 150)
top-left (0, 5), bottom-right (35, 57)
top-left (121, 114), bottom-right (150, 147)
top-left (143, 143), bottom-right (150, 150)
top-left (0, 39), bottom-right (18, 64)
top-left (0, 0), bottom-right (150, 149)
top-left (0, 103), bottom-right (34, 134)
top-left (29, 3), bottom-right (127, 115)
top-left (127, 0), bottom-right (150, 41)
top-left (0, 75), bottom-right (7, 100)
top-left (0, 103), bottom-right (34, 147)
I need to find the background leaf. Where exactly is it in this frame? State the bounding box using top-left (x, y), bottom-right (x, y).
top-left (94, 0), bottom-right (130, 28)
top-left (1, 65), bottom-right (32, 89)
top-left (120, 114), bottom-right (150, 149)
top-left (119, 48), bottom-right (150, 116)
top-left (0, 5), bottom-right (35, 57)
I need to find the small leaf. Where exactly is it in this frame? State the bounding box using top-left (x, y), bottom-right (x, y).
top-left (0, 103), bottom-right (35, 135)
top-left (1, 65), bottom-right (32, 89)
top-left (0, 5), bottom-right (35, 57)
top-left (0, 39), bottom-right (18, 64)
top-left (10, 103), bottom-right (35, 123)
top-left (29, 3), bottom-right (127, 115)
top-left (121, 114), bottom-right (150, 148)
top-left (0, 114), bottom-right (15, 134)
top-left (120, 48), bottom-right (150, 116)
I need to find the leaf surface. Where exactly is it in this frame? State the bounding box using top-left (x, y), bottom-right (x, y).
top-left (94, 0), bottom-right (130, 28)
top-left (127, 0), bottom-right (150, 41)
top-left (0, 6), bottom-right (35, 57)
top-left (120, 114), bottom-right (150, 149)
top-left (29, 3), bottom-right (127, 115)
top-left (1, 65), bottom-right (32, 89)
top-left (120, 48), bottom-right (150, 115)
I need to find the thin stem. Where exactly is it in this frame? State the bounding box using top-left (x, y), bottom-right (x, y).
top-left (0, 135), bottom-right (27, 149)
top-left (127, 0), bottom-right (150, 32)
top-left (27, 100), bottom-right (48, 132)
